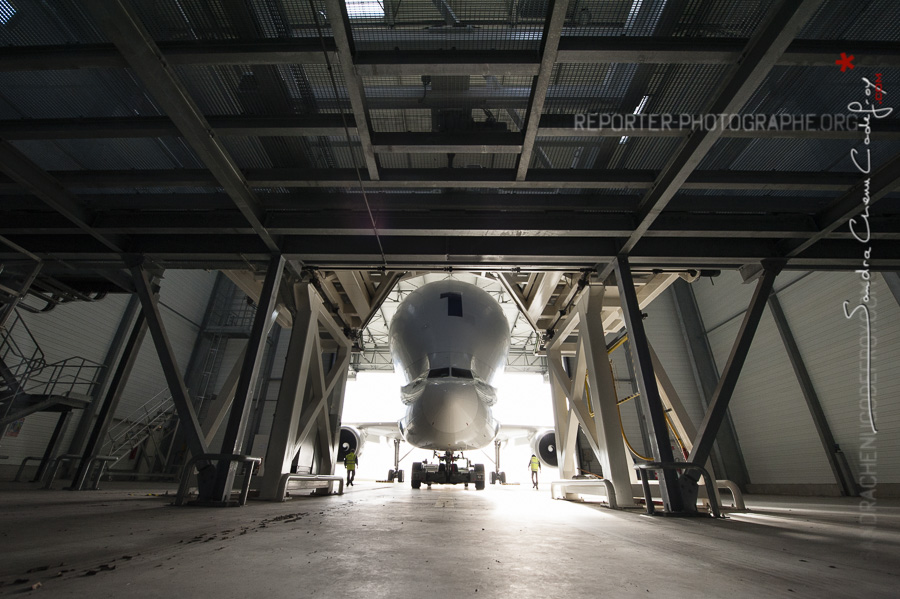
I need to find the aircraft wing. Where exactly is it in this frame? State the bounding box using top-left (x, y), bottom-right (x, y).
top-left (494, 424), bottom-right (548, 443)
top-left (342, 421), bottom-right (404, 441)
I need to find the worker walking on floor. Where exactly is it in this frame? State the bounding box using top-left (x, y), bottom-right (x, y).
top-left (345, 449), bottom-right (357, 486)
top-left (529, 454), bottom-right (541, 490)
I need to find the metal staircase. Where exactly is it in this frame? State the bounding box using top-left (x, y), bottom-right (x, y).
top-left (0, 311), bottom-right (105, 429)
top-left (100, 388), bottom-right (177, 469)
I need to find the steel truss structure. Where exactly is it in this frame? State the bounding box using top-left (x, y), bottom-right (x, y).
top-left (1, 0), bottom-right (898, 511)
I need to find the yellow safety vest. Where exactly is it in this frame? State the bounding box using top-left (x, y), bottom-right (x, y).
top-left (530, 456), bottom-right (540, 471)
top-left (345, 452), bottom-right (356, 469)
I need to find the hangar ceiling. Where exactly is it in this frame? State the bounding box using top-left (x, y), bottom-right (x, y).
top-left (1, 0), bottom-right (898, 353)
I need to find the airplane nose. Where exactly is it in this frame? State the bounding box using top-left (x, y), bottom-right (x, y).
top-left (420, 383), bottom-right (480, 434)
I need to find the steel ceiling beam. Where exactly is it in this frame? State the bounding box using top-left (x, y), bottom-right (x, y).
top-left (8, 115), bottom-right (895, 143)
top-left (597, 0), bottom-right (825, 280)
top-left (2, 192), bottom-right (859, 214)
top-left (3, 39), bottom-right (897, 73)
top-left (0, 140), bottom-right (125, 254)
top-left (324, 0), bottom-right (379, 181)
top-left (0, 168), bottom-right (862, 191)
top-left (516, 0), bottom-right (569, 181)
top-left (780, 152), bottom-right (900, 258)
top-left (9, 210), bottom-right (899, 241)
top-left (80, 0), bottom-right (280, 255)
top-left (4, 235), bottom-right (896, 270)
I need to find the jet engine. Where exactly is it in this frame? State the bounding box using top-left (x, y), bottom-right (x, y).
top-left (337, 426), bottom-right (364, 462)
top-left (531, 429), bottom-right (558, 468)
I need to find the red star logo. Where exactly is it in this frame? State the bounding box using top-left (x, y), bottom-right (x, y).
top-left (836, 52), bottom-right (855, 72)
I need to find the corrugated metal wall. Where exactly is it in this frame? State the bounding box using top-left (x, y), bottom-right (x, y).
top-left (776, 271), bottom-right (900, 484)
top-left (689, 269), bottom-right (900, 489)
top-left (117, 270), bottom-right (217, 420)
top-left (644, 288), bottom-right (707, 429)
top-left (0, 270), bottom-right (216, 471)
top-left (1, 294), bottom-right (130, 463)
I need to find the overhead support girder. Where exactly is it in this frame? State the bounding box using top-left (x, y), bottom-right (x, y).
top-left (258, 283), bottom-right (352, 500)
top-left (2, 38), bottom-right (897, 73)
top-left (323, 0), bottom-right (380, 182)
top-left (546, 285), bottom-right (636, 507)
top-left (4, 235), bottom-right (899, 272)
top-left (596, 0), bottom-right (827, 283)
top-left (81, 0), bottom-right (281, 256)
top-left (516, 0), bottom-right (569, 181)
top-left (0, 167), bottom-right (868, 191)
top-left (7, 116), bottom-right (896, 143)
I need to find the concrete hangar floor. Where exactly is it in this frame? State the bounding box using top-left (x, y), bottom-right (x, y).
top-left (0, 481), bottom-right (897, 598)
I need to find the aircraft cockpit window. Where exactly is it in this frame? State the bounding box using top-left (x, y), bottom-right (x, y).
top-left (428, 367), bottom-right (451, 378)
top-left (453, 368), bottom-right (473, 379)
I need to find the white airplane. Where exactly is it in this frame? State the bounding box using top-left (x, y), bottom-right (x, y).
top-left (339, 279), bottom-right (557, 489)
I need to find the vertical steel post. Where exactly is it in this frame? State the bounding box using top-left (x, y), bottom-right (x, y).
top-left (65, 294), bottom-right (142, 469)
top-left (208, 255), bottom-right (284, 502)
top-left (70, 310), bottom-right (147, 490)
top-left (614, 255), bottom-right (683, 512)
top-left (768, 294), bottom-right (857, 496)
top-left (34, 411), bottom-right (72, 482)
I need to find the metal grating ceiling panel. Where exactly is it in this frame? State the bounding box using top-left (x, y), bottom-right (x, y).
top-left (0, 0), bottom-right (107, 46)
top-left (132, 0), bottom-right (330, 41)
top-left (362, 74), bottom-right (533, 114)
top-left (0, 70), bottom-right (162, 119)
top-left (347, 0), bottom-right (545, 52)
top-left (562, 0), bottom-right (778, 38)
top-left (544, 63), bottom-right (730, 115)
top-left (741, 66), bottom-right (900, 117)
top-left (697, 138), bottom-right (867, 172)
top-left (798, 0), bottom-right (900, 41)
top-left (531, 136), bottom-right (681, 171)
top-left (173, 64), bottom-right (349, 116)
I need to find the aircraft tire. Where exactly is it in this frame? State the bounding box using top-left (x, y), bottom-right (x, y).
top-left (397, 470), bottom-right (404, 483)
top-left (388, 469), bottom-right (395, 481)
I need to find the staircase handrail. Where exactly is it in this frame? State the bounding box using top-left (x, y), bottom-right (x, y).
top-left (102, 388), bottom-right (176, 456)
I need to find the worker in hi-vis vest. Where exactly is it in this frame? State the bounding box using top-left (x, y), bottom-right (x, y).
top-left (529, 454), bottom-right (541, 490)
top-left (345, 449), bottom-right (357, 486)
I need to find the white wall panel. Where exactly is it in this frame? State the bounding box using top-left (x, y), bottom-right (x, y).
top-left (1, 294), bottom-right (130, 466)
top-left (704, 296), bottom-right (834, 485)
top-left (777, 271), bottom-right (900, 483)
top-left (157, 269), bottom-right (217, 328)
top-left (645, 287), bottom-right (707, 430)
top-left (114, 271), bottom-right (216, 424)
